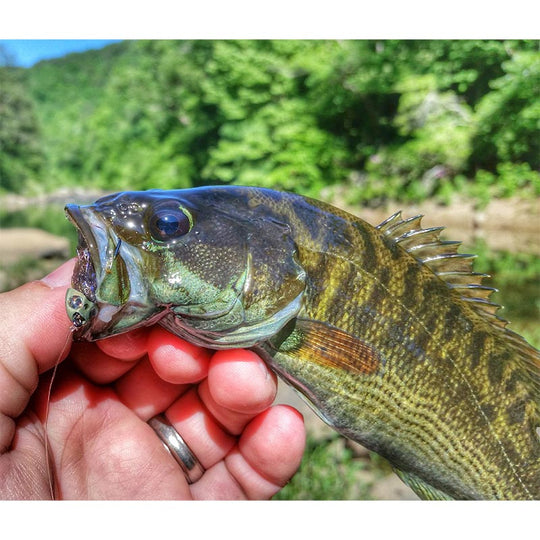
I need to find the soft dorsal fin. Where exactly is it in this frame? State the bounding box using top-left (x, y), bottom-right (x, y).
top-left (376, 211), bottom-right (506, 327)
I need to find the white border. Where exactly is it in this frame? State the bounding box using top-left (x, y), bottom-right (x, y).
top-left (1, 1), bottom-right (539, 38)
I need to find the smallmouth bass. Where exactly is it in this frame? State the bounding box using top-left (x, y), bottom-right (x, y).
top-left (64, 186), bottom-right (540, 500)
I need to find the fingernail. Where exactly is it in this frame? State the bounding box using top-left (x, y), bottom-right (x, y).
top-left (40, 258), bottom-right (76, 288)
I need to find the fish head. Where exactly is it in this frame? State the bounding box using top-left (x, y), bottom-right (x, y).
top-left (65, 188), bottom-right (306, 345)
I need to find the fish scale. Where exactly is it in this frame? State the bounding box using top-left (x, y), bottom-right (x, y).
top-left (64, 186), bottom-right (539, 499)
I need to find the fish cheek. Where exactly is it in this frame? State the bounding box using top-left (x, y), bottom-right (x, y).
top-left (149, 239), bottom-right (247, 310)
top-left (97, 255), bottom-right (131, 306)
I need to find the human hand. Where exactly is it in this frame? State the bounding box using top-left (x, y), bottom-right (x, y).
top-left (0, 259), bottom-right (305, 499)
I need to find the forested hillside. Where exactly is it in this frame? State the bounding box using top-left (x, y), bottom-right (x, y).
top-left (1, 40), bottom-right (539, 204)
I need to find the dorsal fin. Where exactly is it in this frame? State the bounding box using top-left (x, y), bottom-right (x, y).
top-left (376, 211), bottom-right (540, 429)
top-left (376, 211), bottom-right (507, 327)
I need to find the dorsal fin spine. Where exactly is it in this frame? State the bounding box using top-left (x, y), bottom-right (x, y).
top-left (376, 211), bottom-right (503, 321)
top-left (406, 240), bottom-right (461, 254)
top-left (437, 271), bottom-right (490, 287)
top-left (398, 226), bottom-right (445, 240)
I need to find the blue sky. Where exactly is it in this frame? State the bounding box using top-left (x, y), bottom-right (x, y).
top-left (0, 40), bottom-right (123, 67)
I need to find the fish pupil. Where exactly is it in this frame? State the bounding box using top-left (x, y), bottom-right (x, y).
top-left (157, 215), bottom-right (181, 235)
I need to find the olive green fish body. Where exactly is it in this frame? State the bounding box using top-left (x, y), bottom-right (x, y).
top-left (250, 192), bottom-right (539, 499)
top-left (65, 186), bottom-right (540, 500)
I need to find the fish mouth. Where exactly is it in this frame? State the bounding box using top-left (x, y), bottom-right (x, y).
top-left (65, 204), bottom-right (101, 304)
top-left (65, 203), bottom-right (160, 340)
top-left (65, 203), bottom-right (126, 337)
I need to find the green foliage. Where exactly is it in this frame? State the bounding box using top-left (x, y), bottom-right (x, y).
top-left (406, 40), bottom-right (511, 105)
top-left (24, 42), bottom-right (130, 191)
top-left (471, 50), bottom-right (540, 172)
top-left (0, 39), bottom-right (538, 204)
top-left (203, 98), bottom-right (348, 193)
top-left (358, 74), bottom-right (475, 203)
top-left (466, 162), bottom-right (540, 207)
top-left (294, 40), bottom-right (404, 162)
top-left (0, 62), bottom-right (44, 192)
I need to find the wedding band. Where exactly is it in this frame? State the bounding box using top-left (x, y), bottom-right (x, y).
top-left (148, 414), bottom-right (205, 484)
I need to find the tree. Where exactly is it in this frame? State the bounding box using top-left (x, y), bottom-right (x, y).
top-left (0, 49), bottom-right (44, 192)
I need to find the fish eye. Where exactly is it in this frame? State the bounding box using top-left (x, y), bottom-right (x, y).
top-left (149, 206), bottom-right (193, 242)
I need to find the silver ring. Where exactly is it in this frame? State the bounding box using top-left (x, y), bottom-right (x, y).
top-left (148, 414), bottom-right (205, 484)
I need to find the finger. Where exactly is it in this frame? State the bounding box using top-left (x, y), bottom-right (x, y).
top-left (0, 258), bottom-right (74, 373)
top-left (71, 328), bottom-right (148, 385)
top-left (187, 461), bottom-right (246, 500)
top-left (165, 388), bottom-right (236, 469)
top-left (190, 405), bottom-right (305, 500)
top-left (207, 349), bottom-right (277, 413)
top-left (226, 405), bottom-right (305, 498)
top-left (115, 357), bottom-right (187, 420)
top-left (95, 328), bottom-right (149, 361)
top-left (198, 349), bottom-right (277, 434)
top-left (153, 349), bottom-right (280, 482)
top-left (147, 326), bottom-right (212, 384)
top-left (156, 349), bottom-right (282, 491)
top-left (70, 342), bottom-right (139, 385)
top-left (0, 259), bottom-right (74, 452)
top-left (197, 380), bottom-right (259, 435)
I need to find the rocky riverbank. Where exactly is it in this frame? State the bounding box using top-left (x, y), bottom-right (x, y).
top-left (334, 196), bottom-right (540, 255)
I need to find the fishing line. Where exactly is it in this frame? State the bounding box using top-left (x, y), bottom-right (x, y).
top-left (44, 326), bottom-right (75, 500)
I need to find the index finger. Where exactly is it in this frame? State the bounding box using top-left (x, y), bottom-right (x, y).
top-left (0, 259), bottom-right (74, 451)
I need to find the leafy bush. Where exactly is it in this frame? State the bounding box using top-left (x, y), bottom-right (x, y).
top-left (203, 99), bottom-right (348, 194)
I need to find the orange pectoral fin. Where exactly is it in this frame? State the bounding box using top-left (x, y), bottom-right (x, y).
top-left (293, 319), bottom-right (384, 376)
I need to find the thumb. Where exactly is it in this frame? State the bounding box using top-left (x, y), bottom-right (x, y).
top-left (0, 259), bottom-right (75, 426)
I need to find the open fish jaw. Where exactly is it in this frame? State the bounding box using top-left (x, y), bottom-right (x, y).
top-left (72, 230), bottom-right (97, 303)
